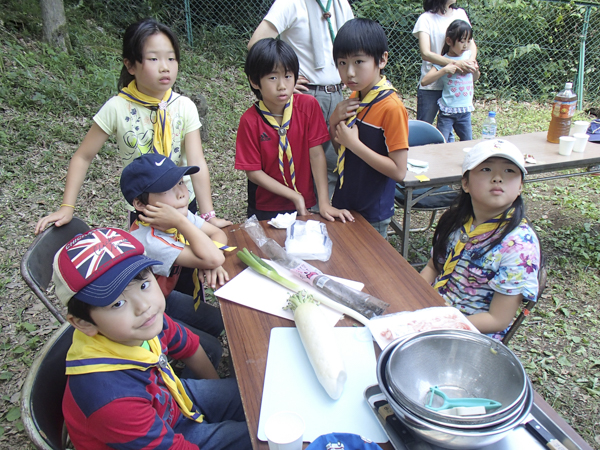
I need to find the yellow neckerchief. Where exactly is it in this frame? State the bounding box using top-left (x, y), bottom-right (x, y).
top-left (433, 210), bottom-right (513, 290)
top-left (66, 329), bottom-right (204, 423)
top-left (336, 76), bottom-right (396, 188)
top-left (118, 80), bottom-right (173, 157)
top-left (257, 95), bottom-right (299, 193)
top-left (136, 219), bottom-right (233, 310)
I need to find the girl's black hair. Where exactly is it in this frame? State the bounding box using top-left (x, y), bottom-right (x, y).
top-left (245, 38), bottom-right (299, 100)
top-left (118, 18), bottom-right (181, 91)
top-left (67, 268), bottom-right (153, 325)
top-left (431, 172), bottom-right (526, 273)
top-left (423, 0), bottom-right (459, 14)
top-left (333, 19), bottom-right (388, 66)
top-left (441, 20), bottom-right (473, 56)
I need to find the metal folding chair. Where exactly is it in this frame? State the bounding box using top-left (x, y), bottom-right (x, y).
top-left (390, 120), bottom-right (458, 236)
top-left (21, 218), bottom-right (90, 323)
top-left (502, 255), bottom-right (548, 345)
top-left (21, 323), bottom-right (74, 450)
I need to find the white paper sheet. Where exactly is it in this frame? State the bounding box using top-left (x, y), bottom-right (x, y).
top-left (257, 327), bottom-right (387, 443)
top-left (215, 260), bottom-right (364, 326)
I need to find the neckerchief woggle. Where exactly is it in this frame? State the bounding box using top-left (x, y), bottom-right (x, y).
top-left (433, 210), bottom-right (513, 290)
top-left (316, 0), bottom-right (336, 43)
top-left (336, 76), bottom-right (396, 188)
top-left (136, 220), bottom-right (234, 311)
top-left (257, 96), bottom-right (299, 193)
top-left (66, 329), bottom-right (204, 423)
top-left (118, 80), bottom-right (173, 158)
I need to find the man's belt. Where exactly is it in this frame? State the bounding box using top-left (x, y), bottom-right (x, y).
top-left (305, 84), bottom-right (343, 93)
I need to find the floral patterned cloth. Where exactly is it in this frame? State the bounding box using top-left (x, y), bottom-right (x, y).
top-left (433, 218), bottom-right (540, 338)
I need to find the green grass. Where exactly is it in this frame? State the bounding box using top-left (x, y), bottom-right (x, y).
top-left (0, 6), bottom-right (599, 449)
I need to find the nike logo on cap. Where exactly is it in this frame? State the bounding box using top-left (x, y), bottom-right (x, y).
top-left (155, 158), bottom-right (166, 166)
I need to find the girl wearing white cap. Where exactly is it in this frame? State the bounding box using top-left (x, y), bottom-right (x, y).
top-left (421, 139), bottom-right (540, 339)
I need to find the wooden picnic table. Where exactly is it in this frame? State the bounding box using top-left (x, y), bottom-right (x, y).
top-left (217, 213), bottom-right (591, 450)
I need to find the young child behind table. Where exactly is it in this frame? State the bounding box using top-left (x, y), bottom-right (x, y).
top-left (420, 19), bottom-right (480, 142)
top-left (235, 38), bottom-right (354, 223)
top-left (120, 153), bottom-right (229, 368)
top-left (329, 19), bottom-right (409, 238)
top-left (420, 139), bottom-right (540, 339)
top-left (35, 18), bottom-right (231, 236)
top-left (55, 228), bottom-right (251, 449)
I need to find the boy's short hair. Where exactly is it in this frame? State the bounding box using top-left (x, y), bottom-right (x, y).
top-left (245, 38), bottom-right (299, 100)
top-left (52, 228), bottom-right (162, 307)
top-left (120, 153), bottom-right (199, 205)
top-left (333, 19), bottom-right (389, 66)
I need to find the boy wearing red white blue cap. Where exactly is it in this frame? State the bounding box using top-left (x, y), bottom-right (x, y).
top-left (55, 228), bottom-right (251, 450)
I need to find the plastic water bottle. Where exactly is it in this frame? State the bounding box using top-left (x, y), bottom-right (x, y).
top-left (547, 82), bottom-right (577, 143)
top-left (482, 111), bottom-right (497, 139)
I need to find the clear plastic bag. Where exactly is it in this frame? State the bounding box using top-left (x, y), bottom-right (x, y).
top-left (285, 220), bottom-right (332, 261)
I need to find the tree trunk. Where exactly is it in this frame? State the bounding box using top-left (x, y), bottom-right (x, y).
top-left (40, 0), bottom-right (71, 52)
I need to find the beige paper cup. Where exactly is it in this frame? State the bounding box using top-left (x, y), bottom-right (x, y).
top-left (265, 411), bottom-right (304, 450)
top-left (570, 120), bottom-right (590, 136)
top-left (558, 136), bottom-right (576, 156)
top-left (572, 133), bottom-right (589, 153)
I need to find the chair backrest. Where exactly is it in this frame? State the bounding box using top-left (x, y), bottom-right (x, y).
top-left (21, 323), bottom-right (74, 450)
top-left (408, 120), bottom-right (446, 147)
top-left (502, 255), bottom-right (548, 345)
top-left (21, 218), bottom-right (90, 323)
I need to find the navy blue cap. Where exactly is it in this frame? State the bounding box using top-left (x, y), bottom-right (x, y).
top-left (120, 153), bottom-right (200, 205)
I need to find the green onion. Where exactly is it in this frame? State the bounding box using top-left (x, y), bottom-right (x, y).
top-left (236, 248), bottom-right (370, 326)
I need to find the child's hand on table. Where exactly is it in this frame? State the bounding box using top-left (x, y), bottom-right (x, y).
top-left (203, 266), bottom-right (229, 289)
top-left (318, 204), bottom-right (355, 223)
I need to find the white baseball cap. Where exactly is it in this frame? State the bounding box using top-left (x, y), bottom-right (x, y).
top-left (462, 139), bottom-right (527, 175)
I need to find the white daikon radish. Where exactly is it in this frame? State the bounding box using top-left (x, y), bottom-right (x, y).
top-left (286, 291), bottom-right (347, 400)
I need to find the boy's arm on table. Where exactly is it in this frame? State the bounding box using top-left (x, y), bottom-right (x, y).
top-left (332, 121), bottom-right (408, 182)
top-left (184, 129), bottom-right (232, 228)
top-left (308, 145), bottom-right (354, 223)
top-left (137, 202), bottom-right (225, 270)
top-left (416, 31), bottom-right (478, 74)
top-left (246, 170), bottom-right (309, 216)
top-left (467, 292), bottom-right (522, 334)
top-left (420, 258), bottom-right (439, 284)
top-left (35, 123), bottom-right (109, 234)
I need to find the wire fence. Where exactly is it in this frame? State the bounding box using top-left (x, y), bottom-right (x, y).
top-left (76, 0), bottom-right (600, 106)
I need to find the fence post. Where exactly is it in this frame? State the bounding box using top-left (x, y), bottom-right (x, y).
top-left (184, 0), bottom-right (193, 47)
top-left (576, 4), bottom-right (591, 110)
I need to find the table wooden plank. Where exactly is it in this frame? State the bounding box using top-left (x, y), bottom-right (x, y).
top-left (217, 213), bottom-right (591, 449)
top-left (402, 131), bottom-right (600, 188)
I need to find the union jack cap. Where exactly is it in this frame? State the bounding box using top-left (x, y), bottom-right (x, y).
top-left (52, 228), bottom-right (162, 306)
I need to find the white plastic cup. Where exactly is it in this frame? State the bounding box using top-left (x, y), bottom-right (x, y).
top-left (558, 136), bottom-right (576, 156)
top-left (572, 133), bottom-right (590, 153)
top-left (264, 411), bottom-right (304, 450)
top-left (570, 120), bottom-right (590, 136)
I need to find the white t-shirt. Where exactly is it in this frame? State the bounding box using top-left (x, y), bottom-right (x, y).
top-left (412, 8), bottom-right (471, 91)
top-left (265, 0), bottom-right (354, 86)
top-left (94, 94), bottom-right (201, 207)
top-left (131, 211), bottom-right (205, 277)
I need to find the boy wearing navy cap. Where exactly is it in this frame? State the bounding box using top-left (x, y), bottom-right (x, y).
top-left (120, 153), bottom-right (228, 368)
top-left (56, 228), bottom-right (251, 449)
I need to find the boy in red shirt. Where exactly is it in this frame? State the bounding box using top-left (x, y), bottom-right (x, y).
top-left (235, 38), bottom-right (354, 222)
